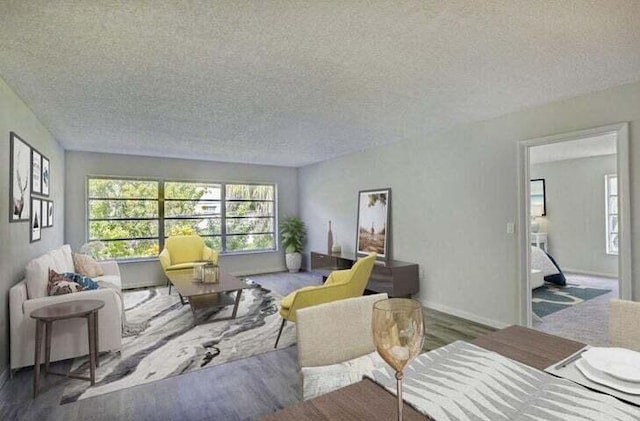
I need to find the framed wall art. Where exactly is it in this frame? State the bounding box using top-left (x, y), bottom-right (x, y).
top-left (356, 188), bottom-right (391, 260)
top-left (47, 200), bottom-right (54, 227)
top-left (31, 148), bottom-right (42, 195)
top-left (530, 179), bottom-right (546, 217)
top-left (31, 197), bottom-right (42, 242)
top-left (42, 155), bottom-right (50, 197)
top-left (9, 132), bottom-right (31, 222)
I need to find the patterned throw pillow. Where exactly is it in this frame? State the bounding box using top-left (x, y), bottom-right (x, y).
top-left (48, 269), bottom-right (85, 296)
top-left (62, 272), bottom-right (99, 290)
top-left (72, 252), bottom-right (104, 278)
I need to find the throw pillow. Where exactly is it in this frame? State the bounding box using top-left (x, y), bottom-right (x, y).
top-left (62, 272), bottom-right (99, 290)
top-left (72, 252), bottom-right (104, 278)
top-left (48, 269), bottom-right (85, 296)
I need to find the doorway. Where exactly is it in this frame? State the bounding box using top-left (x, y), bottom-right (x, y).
top-left (517, 123), bottom-right (632, 344)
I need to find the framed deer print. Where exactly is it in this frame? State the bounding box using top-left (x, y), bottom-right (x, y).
top-left (10, 132), bottom-right (31, 222)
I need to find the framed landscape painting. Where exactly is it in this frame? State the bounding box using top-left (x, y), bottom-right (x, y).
top-left (9, 132), bottom-right (31, 222)
top-left (356, 188), bottom-right (391, 259)
top-left (31, 148), bottom-right (42, 195)
top-left (31, 198), bottom-right (41, 242)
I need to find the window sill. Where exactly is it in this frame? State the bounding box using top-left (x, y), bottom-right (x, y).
top-left (108, 249), bottom-right (281, 263)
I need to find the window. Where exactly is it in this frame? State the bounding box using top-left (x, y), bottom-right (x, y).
top-left (164, 182), bottom-right (222, 251)
top-left (225, 184), bottom-right (276, 252)
top-left (87, 177), bottom-right (277, 259)
top-left (87, 178), bottom-right (160, 259)
top-left (605, 174), bottom-right (618, 255)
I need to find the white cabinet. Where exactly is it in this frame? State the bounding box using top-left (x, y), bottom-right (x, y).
top-left (531, 232), bottom-right (547, 252)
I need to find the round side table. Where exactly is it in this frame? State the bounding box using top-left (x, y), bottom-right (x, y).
top-left (30, 299), bottom-right (105, 398)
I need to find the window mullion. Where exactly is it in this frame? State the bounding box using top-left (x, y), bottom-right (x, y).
top-left (221, 183), bottom-right (227, 252)
top-left (159, 181), bottom-right (165, 251)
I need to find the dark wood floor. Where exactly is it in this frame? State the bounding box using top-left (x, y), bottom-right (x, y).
top-left (0, 272), bottom-right (495, 421)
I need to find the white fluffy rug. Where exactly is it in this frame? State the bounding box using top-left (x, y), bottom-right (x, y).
top-left (60, 284), bottom-right (295, 404)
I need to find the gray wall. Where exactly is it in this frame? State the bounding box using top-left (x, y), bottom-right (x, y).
top-left (65, 151), bottom-right (298, 288)
top-left (531, 155), bottom-right (618, 277)
top-left (299, 80), bottom-right (640, 328)
top-left (0, 77), bottom-right (65, 375)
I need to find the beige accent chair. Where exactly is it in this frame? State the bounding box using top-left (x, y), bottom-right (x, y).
top-left (275, 253), bottom-right (377, 348)
top-left (609, 299), bottom-right (640, 351)
top-left (296, 293), bottom-right (388, 400)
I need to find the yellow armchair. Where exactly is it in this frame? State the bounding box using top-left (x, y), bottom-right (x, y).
top-left (159, 235), bottom-right (219, 293)
top-left (274, 252), bottom-right (377, 348)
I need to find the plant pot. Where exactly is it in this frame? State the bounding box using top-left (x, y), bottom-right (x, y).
top-left (285, 252), bottom-right (302, 273)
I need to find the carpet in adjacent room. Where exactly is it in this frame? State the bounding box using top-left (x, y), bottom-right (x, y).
top-left (532, 283), bottom-right (611, 318)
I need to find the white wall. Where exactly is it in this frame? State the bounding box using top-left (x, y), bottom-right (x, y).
top-left (531, 155), bottom-right (618, 277)
top-left (0, 77), bottom-right (65, 375)
top-left (65, 151), bottom-right (298, 288)
top-left (299, 80), bottom-right (640, 328)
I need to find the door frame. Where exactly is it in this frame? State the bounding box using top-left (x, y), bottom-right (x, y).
top-left (517, 122), bottom-right (631, 327)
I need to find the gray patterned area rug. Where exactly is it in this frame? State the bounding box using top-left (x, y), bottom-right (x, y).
top-left (60, 284), bottom-right (295, 404)
top-left (371, 341), bottom-right (640, 420)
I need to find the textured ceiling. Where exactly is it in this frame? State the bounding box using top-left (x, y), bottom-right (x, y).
top-left (1, 1), bottom-right (639, 167)
top-left (530, 134), bottom-right (617, 165)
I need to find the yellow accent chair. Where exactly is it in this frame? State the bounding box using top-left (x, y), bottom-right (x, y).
top-left (159, 235), bottom-right (219, 293)
top-left (274, 252), bottom-right (377, 348)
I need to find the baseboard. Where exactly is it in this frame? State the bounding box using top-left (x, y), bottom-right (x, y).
top-left (563, 268), bottom-right (618, 279)
top-left (229, 266), bottom-right (287, 277)
top-left (0, 367), bottom-right (9, 391)
top-left (421, 300), bottom-right (509, 330)
top-left (123, 266), bottom-right (289, 290)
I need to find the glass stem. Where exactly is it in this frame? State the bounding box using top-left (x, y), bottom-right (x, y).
top-left (396, 370), bottom-right (404, 421)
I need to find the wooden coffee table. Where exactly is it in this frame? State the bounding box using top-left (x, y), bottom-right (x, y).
top-left (165, 269), bottom-right (252, 323)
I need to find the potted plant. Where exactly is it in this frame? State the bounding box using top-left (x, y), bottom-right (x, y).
top-left (280, 216), bottom-right (306, 272)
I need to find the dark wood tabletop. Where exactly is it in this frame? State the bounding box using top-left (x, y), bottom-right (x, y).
top-left (262, 325), bottom-right (586, 420)
top-left (261, 377), bottom-right (428, 421)
top-left (471, 325), bottom-right (585, 370)
top-left (166, 270), bottom-right (250, 298)
top-left (30, 299), bottom-right (105, 321)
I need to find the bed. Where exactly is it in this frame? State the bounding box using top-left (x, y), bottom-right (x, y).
top-left (531, 245), bottom-right (566, 288)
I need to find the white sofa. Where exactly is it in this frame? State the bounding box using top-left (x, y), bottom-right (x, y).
top-left (10, 245), bottom-right (123, 370)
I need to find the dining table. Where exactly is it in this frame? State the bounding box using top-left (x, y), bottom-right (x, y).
top-left (261, 325), bottom-right (590, 420)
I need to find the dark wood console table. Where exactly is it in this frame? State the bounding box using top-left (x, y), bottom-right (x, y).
top-left (310, 251), bottom-right (419, 297)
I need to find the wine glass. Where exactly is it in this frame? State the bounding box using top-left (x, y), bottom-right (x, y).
top-left (372, 298), bottom-right (425, 421)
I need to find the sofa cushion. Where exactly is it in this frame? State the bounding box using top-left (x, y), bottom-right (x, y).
top-left (26, 253), bottom-right (55, 299)
top-left (72, 252), bottom-right (104, 277)
top-left (25, 245), bottom-right (78, 299)
top-left (301, 352), bottom-right (386, 400)
top-left (51, 245), bottom-right (75, 273)
top-left (94, 274), bottom-right (122, 289)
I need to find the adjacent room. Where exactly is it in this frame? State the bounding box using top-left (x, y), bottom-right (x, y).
top-left (528, 135), bottom-right (621, 345)
top-left (2, 2), bottom-right (640, 420)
